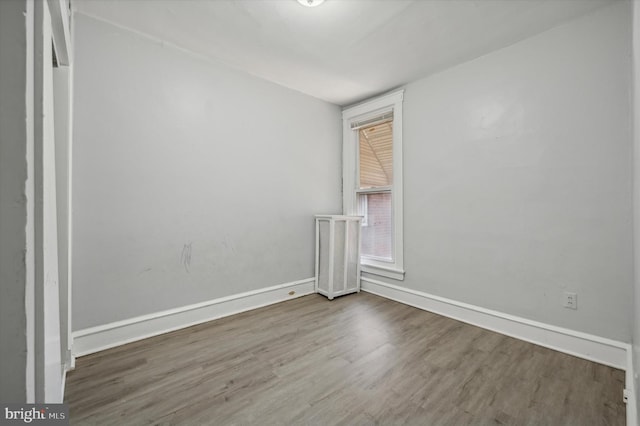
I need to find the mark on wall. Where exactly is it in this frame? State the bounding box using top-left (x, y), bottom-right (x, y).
top-left (181, 243), bottom-right (192, 273)
top-left (222, 235), bottom-right (236, 254)
top-left (138, 267), bottom-right (152, 276)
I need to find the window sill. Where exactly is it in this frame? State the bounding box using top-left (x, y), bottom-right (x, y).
top-left (361, 263), bottom-right (405, 281)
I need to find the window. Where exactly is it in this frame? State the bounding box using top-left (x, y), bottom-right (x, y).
top-left (358, 121), bottom-right (392, 260)
top-left (342, 90), bottom-right (404, 280)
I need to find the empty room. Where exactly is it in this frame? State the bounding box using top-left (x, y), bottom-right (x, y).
top-left (3, 0), bottom-right (640, 424)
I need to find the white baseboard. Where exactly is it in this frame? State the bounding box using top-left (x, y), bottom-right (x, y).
top-left (72, 278), bottom-right (315, 357)
top-left (361, 277), bottom-right (628, 370)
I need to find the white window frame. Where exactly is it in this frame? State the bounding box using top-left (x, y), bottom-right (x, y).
top-left (342, 90), bottom-right (404, 281)
top-left (358, 194), bottom-right (368, 226)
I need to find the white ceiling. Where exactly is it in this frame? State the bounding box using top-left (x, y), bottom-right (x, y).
top-left (74, 0), bottom-right (616, 106)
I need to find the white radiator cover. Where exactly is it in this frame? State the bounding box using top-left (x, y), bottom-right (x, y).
top-left (315, 215), bottom-right (362, 300)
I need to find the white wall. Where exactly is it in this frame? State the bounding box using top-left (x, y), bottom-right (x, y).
top-left (364, 2), bottom-right (633, 342)
top-left (0, 0), bottom-right (32, 403)
top-left (72, 14), bottom-right (342, 330)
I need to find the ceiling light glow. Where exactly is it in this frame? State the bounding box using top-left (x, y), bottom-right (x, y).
top-left (297, 0), bottom-right (325, 7)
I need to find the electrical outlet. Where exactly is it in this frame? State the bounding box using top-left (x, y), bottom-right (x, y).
top-left (563, 292), bottom-right (577, 310)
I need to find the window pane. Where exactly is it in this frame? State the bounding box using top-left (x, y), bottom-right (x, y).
top-left (359, 122), bottom-right (393, 189)
top-left (359, 192), bottom-right (392, 261)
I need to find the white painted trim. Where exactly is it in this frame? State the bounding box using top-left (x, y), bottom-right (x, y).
top-left (315, 214), bottom-right (362, 220)
top-left (627, 348), bottom-right (638, 426)
top-left (361, 277), bottom-right (628, 370)
top-left (361, 265), bottom-right (405, 281)
top-left (343, 90), bottom-right (404, 280)
top-left (72, 278), bottom-right (315, 357)
top-left (66, 59), bottom-right (74, 374)
top-left (47, 0), bottom-right (71, 65)
top-left (24, 0), bottom-right (36, 404)
top-left (60, 368), bottom-right (66, 403)
top-left (342, 90), bottom-right (404, 119)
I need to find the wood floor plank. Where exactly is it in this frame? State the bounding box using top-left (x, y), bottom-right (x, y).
top-left (65, 292), bottom-right (626, 425)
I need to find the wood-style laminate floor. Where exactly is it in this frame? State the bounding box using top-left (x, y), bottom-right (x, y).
top-left (65, 292), bottom-right (626, 425)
